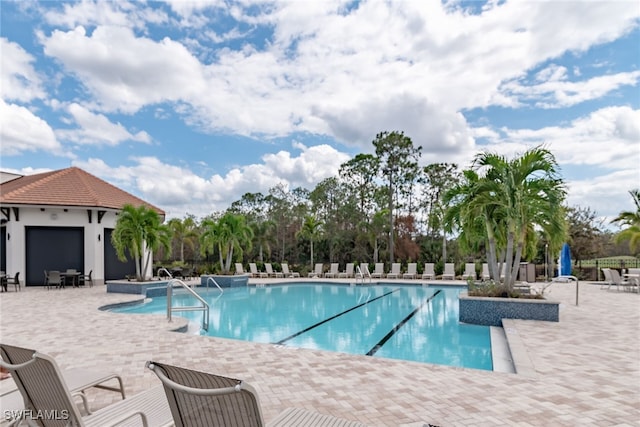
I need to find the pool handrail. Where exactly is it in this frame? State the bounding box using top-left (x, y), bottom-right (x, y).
top-left (355, 264), bottom-right (371, 284)
top-left (167, 278), bottom-right (210, 331)
top-left (206, 276), bottom-right (224, 295)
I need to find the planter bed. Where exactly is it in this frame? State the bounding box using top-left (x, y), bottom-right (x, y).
top-left (459, 293), bottom-right (559, 326)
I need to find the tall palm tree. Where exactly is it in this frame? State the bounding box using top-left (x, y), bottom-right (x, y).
top-left (167, 216), bottom-right (198, 263)
top-left (111, 204), bottom-right (171, 281)
top-left (297, 215), bottom-right (323, 268)
top-left (445, 147), bottom-right (567, 288)
top-left (251, 220), bottom-right (275, 263)
top-left (200, 213), bottom-right (253, 274)
top-left (611, 189), bottom-right (640, 254)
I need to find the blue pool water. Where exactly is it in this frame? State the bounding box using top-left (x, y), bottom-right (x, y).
top-left (110, 284), bottom-right (492, 370)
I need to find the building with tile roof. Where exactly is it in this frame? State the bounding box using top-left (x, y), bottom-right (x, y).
top-left (0, 167), bottom-right (165, 287)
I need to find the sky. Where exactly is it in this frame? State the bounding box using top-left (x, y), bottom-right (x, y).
top-left (1, 0), bottom-right (639, 226)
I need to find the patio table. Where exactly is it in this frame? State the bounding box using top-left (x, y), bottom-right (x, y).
top-left (61, 271), bottom-right (82, 287)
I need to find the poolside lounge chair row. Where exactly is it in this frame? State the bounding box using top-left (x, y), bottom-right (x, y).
top-left (1, 343), bottom-right (367, 427)
top-left (236, 262), bottom-right (301, 278)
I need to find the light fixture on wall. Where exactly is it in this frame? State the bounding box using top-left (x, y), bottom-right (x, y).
top-left (7, 233), bottom-right (9, 241)
top-left (98, 234), bottom-right (101, 242)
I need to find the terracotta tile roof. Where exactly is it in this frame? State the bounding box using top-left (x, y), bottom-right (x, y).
top-left (0, 167), bottom-right (164, 215)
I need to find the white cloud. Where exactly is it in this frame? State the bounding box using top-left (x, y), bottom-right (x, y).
top-left (0, 38), bottom-right (45, 103)
top-left (72, 143), bottom-right (351, 219)
top-left (43, 0), bottom-right (167, 30)
top-left (501, 70), bottom-right (640, 109)
top-left (55, 103), bottom-right (151, 146)
top-left (0, 100), bottom-right (61, 156)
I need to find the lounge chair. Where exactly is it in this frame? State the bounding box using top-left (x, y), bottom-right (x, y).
top-left (600, 268), bottom-right (613, 290)
top-left (308, 263), bottom-right (324, 278)
top-left (146, 361), bottom-right (367, 427)
top-left (421, 263), bottom-right (435, 280)
top-left (338, 263), bottom-right (355, 278)
top-left (264, 263), bottom-right (283, 278)
top-left (324, 263), bottom-right (339, 278)
top-left (236, 263), bottom-right (246, 275)
top-left (441, 263), bottom-right (455, 280)
top-left (281, 263), bottom-right (300, 278)
top-left (481, 263), bottom-right (490, 280)
top-left (461, 263), bottom-right (476, 280)
top-left (370, 263), bottom-right (385, 278)
top-left (249, 263), bottom-right (268, 278)
top-left (609, 269), bottom-right (635, 292)
top-left (386, 263), bottom-right (401, 279)
top-left (0, 343), bottom-right (172, 427)
top-left (403, 263), bottom-right (417, 279)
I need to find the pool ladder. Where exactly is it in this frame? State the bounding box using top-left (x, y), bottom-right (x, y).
top-left (161, 267), bottom-right (211, 332)
top-left (355, 264), bottom-right (371, 285)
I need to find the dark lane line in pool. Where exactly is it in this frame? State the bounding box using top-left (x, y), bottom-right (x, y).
top-left (273, 288), bottom-right (402, 345)
top-left (365, 289), bottom-right (442, 357)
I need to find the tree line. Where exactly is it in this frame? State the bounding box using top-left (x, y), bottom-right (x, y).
top-left (111, 131), bottom-right (639, 286)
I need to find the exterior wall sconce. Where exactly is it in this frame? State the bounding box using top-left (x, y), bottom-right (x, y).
top-left (98, 234), bottom-right (101, 242)
top-left (7, 233), bottom-right (9, 240)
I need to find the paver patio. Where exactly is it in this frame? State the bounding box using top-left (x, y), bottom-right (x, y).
top-left (1, 279), bottom-right (638, 426)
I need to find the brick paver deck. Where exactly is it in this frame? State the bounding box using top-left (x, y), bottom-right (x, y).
top-left (1, 279), bottom-right (638, 426)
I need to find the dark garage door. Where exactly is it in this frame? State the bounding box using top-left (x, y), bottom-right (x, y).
top-left (26, 226), bottom-right (84, 286)
top-left (104, 228), bottom-right (136, 280)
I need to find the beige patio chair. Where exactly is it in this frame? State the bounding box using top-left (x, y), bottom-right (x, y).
top-left (146, 361), bottom-right (367, 427)
top-left (264, 263), bottom-right (283, 278)
top-left (421, 263), bottom-right (435, 280)
top-left (441, 263), bottom-right (455, 280)
top-left (235, 263), bottom-right (246, 275)
top-left (249, 263), bottom-right (268, 278)
top-left (281, 263), bottom-right (300, 278)
top-left (370, 263), bottom-right (385, 278)
top-left (481, 263), bottom-right (490, 280)
top-left (462, 263), bottom-right (476, 280)
top-left (386, 263), bottom-right (401, 279)
top-left (609, 269), bottom-right (634, 292)
top-left (308, 263), bottom-right (324, 278)
top-left (403, 263), bottom-right (417, 279)
top-left (0, 343), bottom-right (171, 427)
top-left (338, 263), bottom-right (355, 278)
top-left (324, 263), bottom-right (339, 278)
top-left (600, 268), bottom-right (613, 290)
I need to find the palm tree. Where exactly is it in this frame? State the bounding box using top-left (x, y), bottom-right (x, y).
top-left (200, 212), bottom-right (253, 274)
top-left (445, 147), bottom-right (567, 288)
top-left (167, 216), bottom-right (198, 263)
top-left (611, 189), bottom-right (640, 254)
top-left (251, 220), bottom-right (275, 263)
top-left (297, 215), bottom-right (323, 268)
top-left (111, 204), bottom-right (171, 281)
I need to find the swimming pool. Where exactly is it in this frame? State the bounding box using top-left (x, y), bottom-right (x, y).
top-left (110, 283), bottom-right (493, 370)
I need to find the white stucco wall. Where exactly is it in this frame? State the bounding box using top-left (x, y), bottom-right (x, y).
top-left (2, 204), bottom-right (153, 286)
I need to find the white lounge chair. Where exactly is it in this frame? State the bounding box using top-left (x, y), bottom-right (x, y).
top-left (338, 263), bottom-right (355, 278)
top-left (421, 263), bottom-right (435, 280)
top-left (442, 263), bottom-right (455, 280)
top-left (281, 263), bottom-right (300, 278)
top-left (0, 343), bottom-right (172, 427)
top-left (462, 263), bottom-right (476, 280)
top-left (264, 263), bottom-right (283, 278)
top-left (403, 263), bottom-right (417, 279)
top-left (146, 361), bottom-right (367, 427)
top-left (249, 263), bottom-right (268, 278)
top-left (481, 263), bottom-right (490, 280)
top-left (324, 263), bottom-right (339, 278)
top-left (370, 263), bottom-right (385, 278)
top-left (387, 263), bottom-right (401, 279)
top-left (308, 263), bottom-right (324, 278)
top-left (235, 263), bottom-right (245, 275)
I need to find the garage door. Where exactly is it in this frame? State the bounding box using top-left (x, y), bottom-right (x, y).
top-left (26, 226), bottom-right (84, 286)
top-left (104, 228), bottom-right (136, 280)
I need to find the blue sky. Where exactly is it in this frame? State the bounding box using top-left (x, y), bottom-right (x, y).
top-left (1, 0), bottom-right (639, 224)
